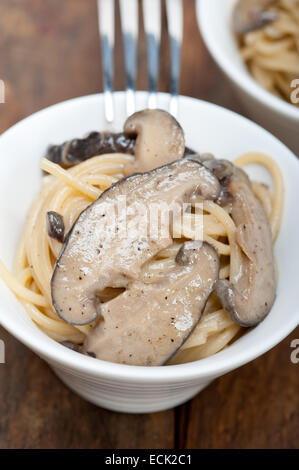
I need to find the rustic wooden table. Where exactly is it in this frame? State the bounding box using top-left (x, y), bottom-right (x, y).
top-left (0, 0), bottom-right (298, 450)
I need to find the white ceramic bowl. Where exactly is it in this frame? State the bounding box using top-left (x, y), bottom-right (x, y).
top-left (197, 0), bottom-right (299, 155)
top-left (0, 92), bottom-right (298, 413)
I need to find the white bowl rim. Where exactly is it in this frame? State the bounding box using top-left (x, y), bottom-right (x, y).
top-left (197, 0), bottom-right (299, 123)
top-left (0, 91), bottom-right (298, 384)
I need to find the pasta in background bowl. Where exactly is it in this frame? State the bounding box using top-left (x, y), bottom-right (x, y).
top-left (0, 92), bottom-right (298, 413)
top-left (197, 0), bottom-right (299, 155)
top-left (233, 0), bottom-right (299, 106)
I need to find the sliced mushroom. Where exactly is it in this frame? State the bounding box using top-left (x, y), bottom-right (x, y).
top-left (185, 155), bottom-right (234, 205)
top-left (233, 0), bottom-right (277, 34)
top-left (82, 241), bottom-right (219, 366)
top-left (45, 110), bottom-right (189, 169)
top-left (51, 159), bottom-right (220, 325)
top-left (215, 167), bottom-right (276, 327)
top-left (123, 109), bottom-right (185, 174)
top-left (46, 211), bottom-right (65, 243)
top-left (46, 131), bottom-right (136, 168)
top-left (185, 154), bottom-right (234, 181)
top-left (200, 158), bottom-right (235, 206)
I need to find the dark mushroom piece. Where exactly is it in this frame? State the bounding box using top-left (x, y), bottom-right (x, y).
top-left (82, 241), bottom-right (219, 366)
top-left (215, 166), bottom-right (276, 327)
top-left (233, 0), bottom-right (278, 35)
top-left (184, 146), bottom-right (196, 157)
top-left (46, 211), bottom-right (65, 243)
top-left (123, 109), bottom-right (185, 174)
top-left (60, 341), bottom-right (80, 352)
top-left (185, 154), bottom-right (235, 182)
top-left (185, 154), bottom-right (235, 205)
top-left (46, 132), bottom-right (136, 168)
top-left (199, 158), bottom-right (235, 206)
top-left (51, 158), bottom-right (221, 325)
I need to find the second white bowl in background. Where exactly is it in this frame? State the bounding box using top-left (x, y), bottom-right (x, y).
top-left (197, 0), bottom-right (299, 155)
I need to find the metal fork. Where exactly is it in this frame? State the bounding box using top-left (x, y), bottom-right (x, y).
top-left (97, 0), bottom-right (183, 123)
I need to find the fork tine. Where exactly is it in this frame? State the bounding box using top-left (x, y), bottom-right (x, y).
top-left (119, 0), bottom-right (139, 117)
top-left (165, 0), bottom-right (183, 118)
top-left (97, 0), bottom-right (115, 123)
top-left (142, 0), bottom-right (161, 110)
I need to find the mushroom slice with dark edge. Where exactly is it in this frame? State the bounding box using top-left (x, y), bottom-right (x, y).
top-left (215, 167), bottom-right (276, 327)
top-left (184, 153), bottom-right (234, 180)
top-left (51, 158), bottom-right (220, 325)
top-left (199, 158), bottom-right (235, 206)
top-left (233, 0), bottom-right (277, 34)
top-left (82, 241), bottom-right (219, 366)
top-left (123, 109), bottom-right (185, 174)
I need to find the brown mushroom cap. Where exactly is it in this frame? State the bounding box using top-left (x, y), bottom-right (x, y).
top-left (215, 166), bottom-right (276, 327)
top-left (123, 109), bottom-right (185, 174)
top-left (46, 132), bottom-right (136, 168)
top-left (82, 241), bottom-right (219, 366)
top-left (51, 159), bottom-right (220, 325)
top-left (233, 0), bottom-right (277, 34)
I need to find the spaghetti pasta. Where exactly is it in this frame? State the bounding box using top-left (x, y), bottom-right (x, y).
top-left (0, 151), bottom-right (284, 364)
top-left (237, 0), bottom-right (299, 105)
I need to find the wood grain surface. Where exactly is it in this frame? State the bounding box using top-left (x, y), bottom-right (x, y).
top-left (0, 0), bottom-right (298, 449)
